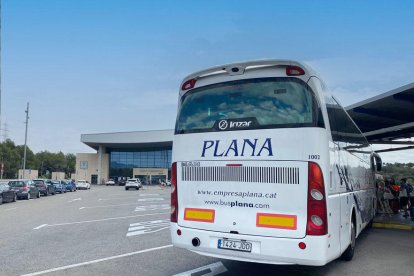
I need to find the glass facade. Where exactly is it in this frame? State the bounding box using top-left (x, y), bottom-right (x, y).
top-left (109, 147), bottom-right (172, 179)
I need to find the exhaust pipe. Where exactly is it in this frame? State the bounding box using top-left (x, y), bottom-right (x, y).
top-left (192, 237), bottom-right (201, 247)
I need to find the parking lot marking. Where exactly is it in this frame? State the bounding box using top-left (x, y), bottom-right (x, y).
top-left (33, 224), bottom-right (48, 230)
top-left (129, 219), bottom-right (168, 227)
top-left (2, 207), bottom-right (18, 211)
top-left (135, 204), bottom-right (170, 212)
top-left (172, 262), bottom-right (228, 276)
top-left (137, 198), bottom-right (164, 202)
top-left (98, 197), bottom-right (139, 201)
top-left (33, 212), bottom-right (169, 229)
top-left (68, 198), bottom-right (82, 203)
top-left (79, 203), bottom-right (139, 209)
top-left (139, 193), bottom-right (160, 196)
top-left (21, 244), bottom-right (173, 276)
top-left (126, 219), bottom-right (170, 237)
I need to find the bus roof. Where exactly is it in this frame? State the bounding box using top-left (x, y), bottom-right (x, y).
top-left (180, 59), bottom-right (319, 90)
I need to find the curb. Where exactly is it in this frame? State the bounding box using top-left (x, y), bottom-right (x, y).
top-left (372, 222), bottom-right (414, 230)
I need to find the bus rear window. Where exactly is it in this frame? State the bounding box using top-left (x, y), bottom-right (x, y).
top-left (175, 77), bottom-right (322, 134)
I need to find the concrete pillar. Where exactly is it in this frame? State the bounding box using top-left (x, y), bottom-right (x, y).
top-left (98, 145), bottom-right (104, 185)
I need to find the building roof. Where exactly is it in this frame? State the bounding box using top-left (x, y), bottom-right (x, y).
top-left (81, 129), bottom-right (174, 151)
top-left (346, 82), bottom-right (414, 145)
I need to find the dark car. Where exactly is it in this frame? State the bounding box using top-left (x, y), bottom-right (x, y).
top-left (51, 180), bottom-right (66, 194)
top-left (0, 182), bottom-right (17, 204)
top-left (9, 180), bottom-right (40, 200)
top-left (33, 179), bottom-right (56, 196)
top-left (65, 180), bottom-right (76, 192)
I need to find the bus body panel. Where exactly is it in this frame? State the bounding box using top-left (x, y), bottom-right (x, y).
top-left (171, 60), bottom-right (376, 266)
top-left (171, 223), bottom-right (335, 266)
top-left (173, 128), bottom-right (329, 240)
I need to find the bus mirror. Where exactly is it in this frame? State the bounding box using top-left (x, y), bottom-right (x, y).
top-left (373, 153), bottom-right (382, 172)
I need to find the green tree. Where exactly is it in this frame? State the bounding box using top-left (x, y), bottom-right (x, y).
top-left (382, 162), bottom-right (414, 182)
top-left (65, 153), bottom-right (76, 177)
top-left (35, 151), bottom-right (66, 178)
top-left (16, 145), bottom-right (36, 170)
top-left (0, 139), bottom-right (20, 178)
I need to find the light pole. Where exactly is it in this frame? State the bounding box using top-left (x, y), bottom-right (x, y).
top-left (22, 103), bottom-right (29, 179)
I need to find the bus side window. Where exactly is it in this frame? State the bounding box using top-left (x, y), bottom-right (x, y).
top-left (326, 97), bottom-right (342, 146)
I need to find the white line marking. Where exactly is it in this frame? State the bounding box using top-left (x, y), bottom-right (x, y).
top-left (3, 207), bottom-right (18, 211)
top-left (98, 197), bottom-right (138, 201)
top-left (21, 244), bottom-right (173, 276)
top-left (33, 224), bottom-right (48, 230)
top-left (139, 193), bottom-right (160, 197)
top-left (67, 198), bottom-right (82, 203)
top-left (137, 198), bottom-right (164, 202)
top-left (128, 223), bottom-right (168, 231)
top-left (79, 203), bottom-right (138, 209)
top-left (34, 212), bottom-right (169, 229)
top-left (129, 219), bottom-right (169, 226)
top-left (134, 204), bottom-right (170, 212)
top-left (126, 219), bottom-right (170, 237)
top-left (173, 261), bottom-right (228, 276)
top-left (126, 226), bottom-right (169, 237)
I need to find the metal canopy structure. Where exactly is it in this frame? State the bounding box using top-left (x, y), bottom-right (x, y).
top-left (346, 82), bottom-right (414, 152)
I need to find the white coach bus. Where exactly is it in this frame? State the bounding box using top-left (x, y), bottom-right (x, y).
top-left (170, 60), bottom-right (382, 266)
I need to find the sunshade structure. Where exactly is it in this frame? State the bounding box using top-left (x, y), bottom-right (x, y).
top-left (346, 82), bottom-right (414, 153)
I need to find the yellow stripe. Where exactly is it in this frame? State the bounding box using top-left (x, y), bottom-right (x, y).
top-left (185, 210), bottom-right (214, 221)
top-left (258, 215), bottom-right (295, 228)
top-left (373, 223), bottom-right (413, 230)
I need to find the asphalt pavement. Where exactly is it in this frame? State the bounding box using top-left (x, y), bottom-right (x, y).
top-left (0, 185), bottom-right (413, 276)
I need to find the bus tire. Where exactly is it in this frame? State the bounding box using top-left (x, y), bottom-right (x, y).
top-left (341, 214), bottom-right (356, 261)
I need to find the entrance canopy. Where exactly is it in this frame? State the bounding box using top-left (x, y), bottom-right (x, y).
top-left (346, 82), bottom-right (414, 153)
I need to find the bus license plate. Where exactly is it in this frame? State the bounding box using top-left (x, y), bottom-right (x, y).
top-left (217, 239), bottom-right (252, 252)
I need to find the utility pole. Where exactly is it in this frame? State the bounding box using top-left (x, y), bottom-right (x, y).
top-left (0, 0), bottom-right (3, 142)
top-left (22, 103), bottom-right (29, 179)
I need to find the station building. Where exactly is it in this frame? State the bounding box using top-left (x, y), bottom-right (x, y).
top-left (73, 129), bottom-right (173, 185)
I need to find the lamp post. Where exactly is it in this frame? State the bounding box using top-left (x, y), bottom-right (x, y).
top-left (22, 103), bottom-right (29, 179)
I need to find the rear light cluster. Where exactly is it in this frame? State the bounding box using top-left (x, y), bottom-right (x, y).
top-left (306, 162), bottom-right (328, 236)
top-left (181, 65), bottom-right (304, 91)
top-left (286, 65), bottom-right (305, 76)
top-left (171, 162), bottom-right (178, 223)
top-left (181, 79), bottom-right (197, 91)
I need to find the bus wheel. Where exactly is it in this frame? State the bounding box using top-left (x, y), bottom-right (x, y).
top-left (341, 216), bottom-right (356, 261)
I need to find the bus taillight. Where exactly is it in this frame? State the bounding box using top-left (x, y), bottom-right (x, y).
top-left (306, 162), bottom-right (328, 236)
top-left (286, 65), bottom-right (305, 76)
top-left (171, 162), bottom-right (178, 223)
top-left (181, 79), bottom-right (197, 91)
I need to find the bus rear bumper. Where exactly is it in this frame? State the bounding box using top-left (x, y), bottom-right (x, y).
top-left (171, 223), bottom-right (331, 266)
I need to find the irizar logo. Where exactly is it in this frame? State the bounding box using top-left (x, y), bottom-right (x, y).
top-left (218, 120), bottom-right (228, 130)
top-left (201, 138), bottom-right (273, 157)
top-left (230, 121), bottom-right (252, 128)
top-left (218, 119), bottom-right (252, 130)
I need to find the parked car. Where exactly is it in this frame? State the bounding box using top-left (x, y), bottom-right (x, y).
top-left (118, 179), bottom-right (126, 186)
top-left (76, 180), bottom-right (91, 190)
top-left (106, 179), bottom-right (115, 186)
top-left (0, 182), bottom-right (17, 204)
top-left (51, 180), bottom-right (66, 194)
top-left (166, 180), bottom-right (171, 186)
top-left (8, 180), bottom-right (40, 200)
top-left (125, 178), bottom-right (142, 190)
top-left (65, 180), bottom-right (77, 192)
top-left (33, 179), bottom-right (56, 196)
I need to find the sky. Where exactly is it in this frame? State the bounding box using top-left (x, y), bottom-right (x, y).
top-left (2, 0), bottom-right (414, 164)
